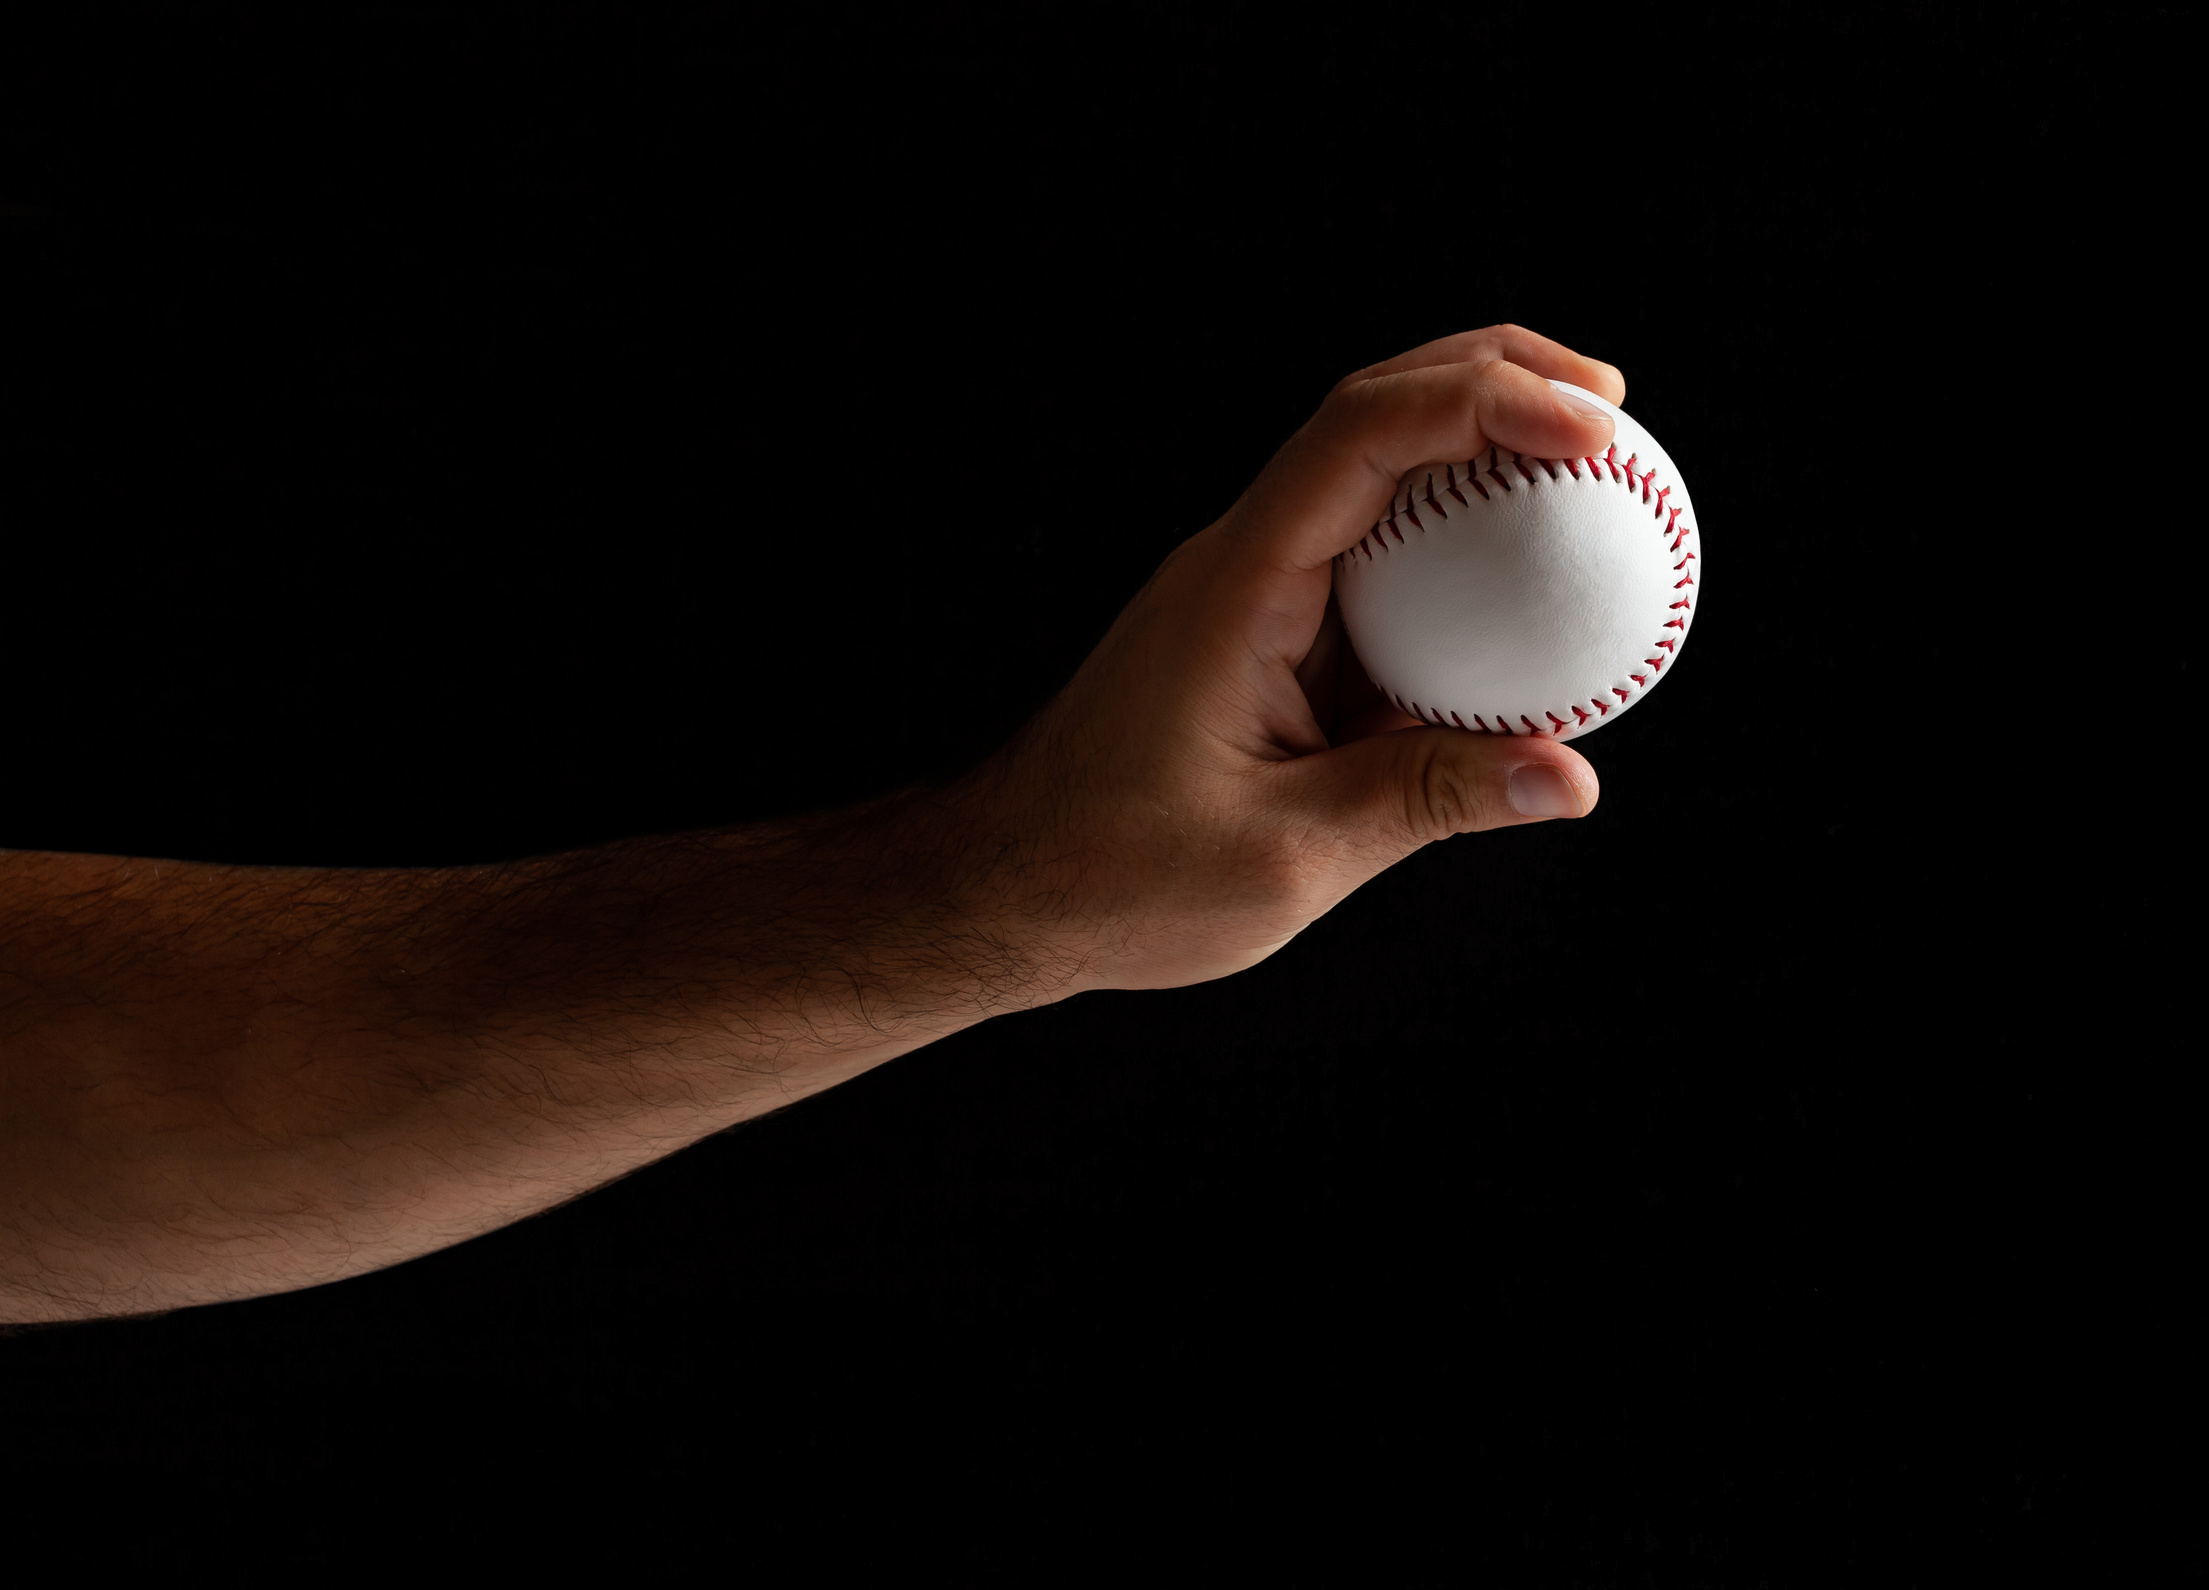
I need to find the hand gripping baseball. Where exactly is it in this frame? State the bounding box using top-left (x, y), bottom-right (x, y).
top-left (0, 323), bottom-right (1631, 1322)
top-left (942, 325), bottom-right (1626, 994)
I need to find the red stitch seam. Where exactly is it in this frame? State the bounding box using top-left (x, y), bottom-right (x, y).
top-left (1340, 443), bottom-right (1698, 736)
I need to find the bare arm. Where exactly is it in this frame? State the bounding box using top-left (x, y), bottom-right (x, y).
top-left (1, 325), bottom-right (1625, 1323)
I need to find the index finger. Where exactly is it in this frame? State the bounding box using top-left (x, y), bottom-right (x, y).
top-left (1341, 323), bottom-right (1626, 407)
top-left (1227, 357), bottom-right (1617, 576)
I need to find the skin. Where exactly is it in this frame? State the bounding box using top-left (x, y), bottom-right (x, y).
top-left (0, 325), bottom-right (1626, 1324)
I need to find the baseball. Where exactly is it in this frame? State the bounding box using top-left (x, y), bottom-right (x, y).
top-left (1334, 379), bottom-right (1700, 741)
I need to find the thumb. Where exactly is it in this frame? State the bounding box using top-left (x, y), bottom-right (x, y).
top-left (1280, 725), bottom-right (1600, 863)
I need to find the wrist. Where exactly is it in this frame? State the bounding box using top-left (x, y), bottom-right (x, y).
top-left (857, 777), bottom-right (1099, 1016)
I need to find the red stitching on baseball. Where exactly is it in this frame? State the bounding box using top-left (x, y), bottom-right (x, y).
top-left (1350, 441), bottom-right (1699, 736)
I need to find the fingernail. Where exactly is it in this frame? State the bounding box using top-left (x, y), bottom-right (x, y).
top-left (1555, 390), bottom-right (1610, 420)
top-left (1508, 764), bottom-right (1583, 819)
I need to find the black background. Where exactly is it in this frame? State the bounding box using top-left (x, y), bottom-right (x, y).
top-left (0, 6), bottom-right (2182, 1583)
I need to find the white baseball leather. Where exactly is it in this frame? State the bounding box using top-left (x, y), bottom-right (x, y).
top-left (1333, 378), bottom-right (1700, 742)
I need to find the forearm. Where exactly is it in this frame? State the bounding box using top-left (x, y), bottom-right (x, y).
top-left (0, 783), bottom-right (1065, 1322)
top-left (2, 323), bottom-right (1622, 1325)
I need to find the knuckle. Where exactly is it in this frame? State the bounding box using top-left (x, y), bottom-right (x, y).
top-left (1238, 809), bottom-right (1330, 905)
top-left (1250, 842), bottom-right (1312, 909)
top-left (1311, 383), bottom-right (1394, 464)
top-left (1408, 741), bottom-right (1497, 838)
top-left (1322, 374), bottom-right (1383, 424)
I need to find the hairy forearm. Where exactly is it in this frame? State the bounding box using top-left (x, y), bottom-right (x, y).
top-left (1, 324), bottom-right (1622, 1325)
top-left (0, 782), bottom-right (1068, 1322)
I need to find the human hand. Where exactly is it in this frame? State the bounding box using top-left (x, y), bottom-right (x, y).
top-left (944, 325), bottom-right (1629, 993)
top-left (0, 324), bottom-right (1629, 1321)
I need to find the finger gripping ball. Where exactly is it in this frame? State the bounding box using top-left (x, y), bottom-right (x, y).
top-left (1334, 379), bottom-right (1701, 742)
